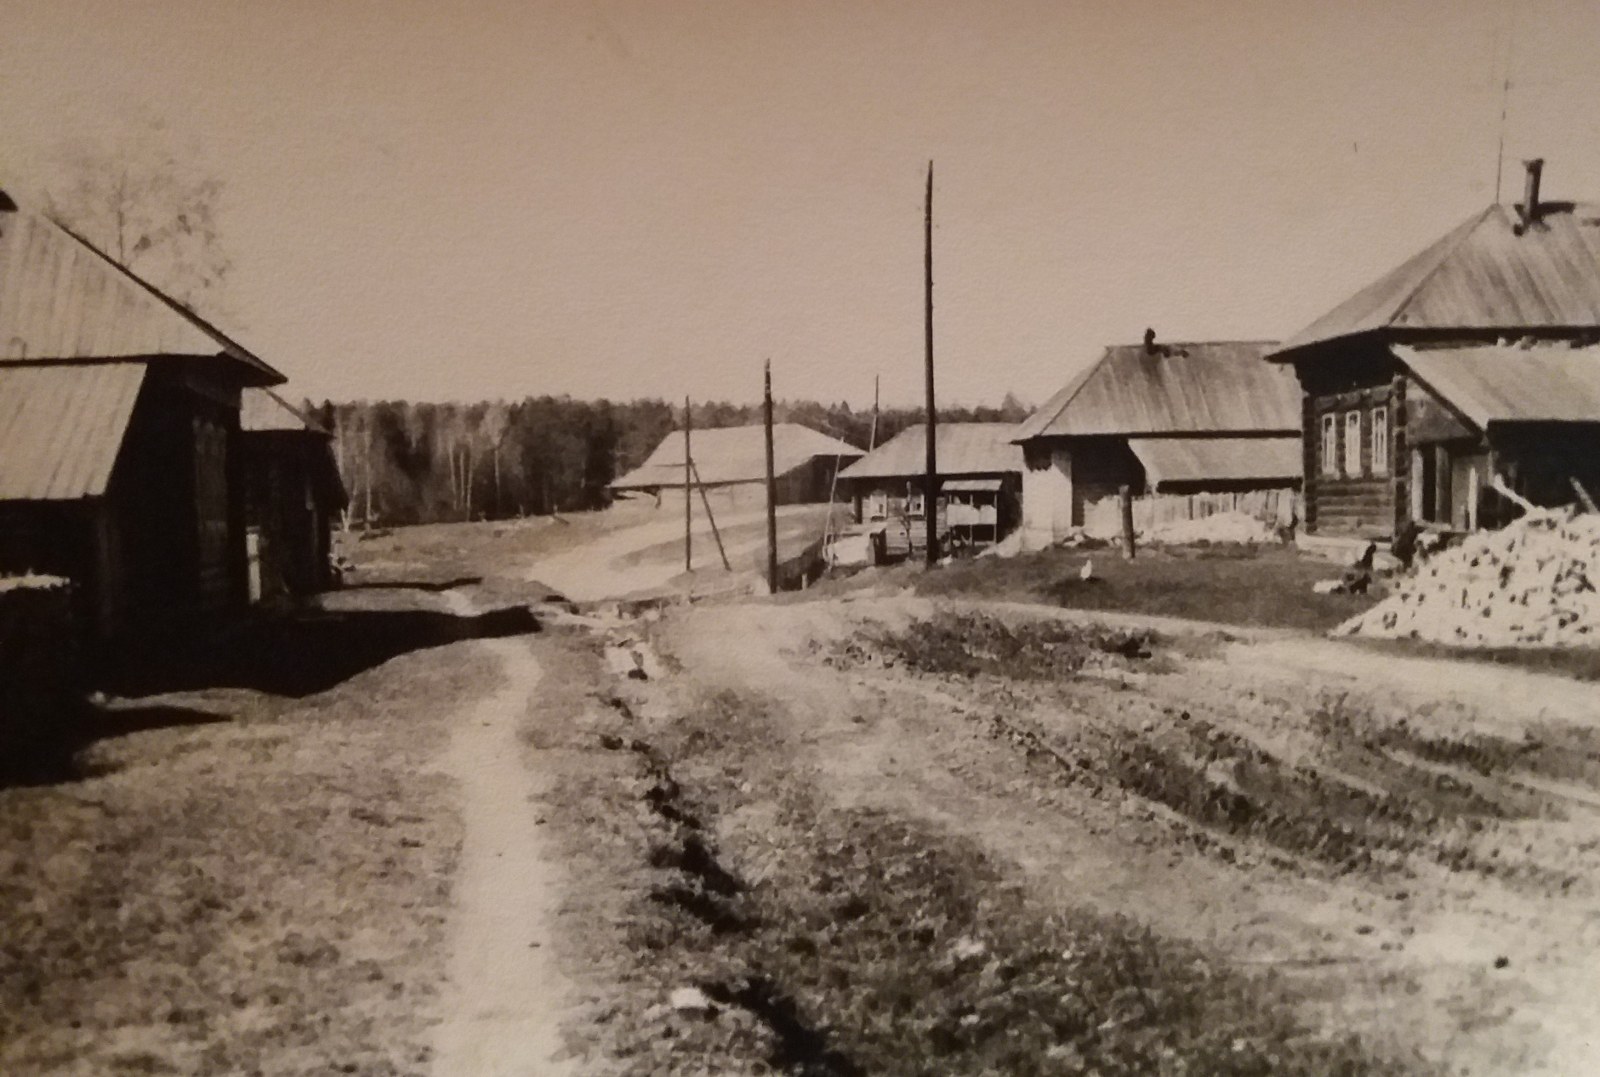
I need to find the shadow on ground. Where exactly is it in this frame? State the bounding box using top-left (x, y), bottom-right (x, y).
top-left (0, 701), bottom-right (227, 789)
top-left (107, 603), bottom-right (540, 698)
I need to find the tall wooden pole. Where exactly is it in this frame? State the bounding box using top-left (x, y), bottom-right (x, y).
top-left (764, 360), bottom-right (779, 593)
top-left (923, 161), bottom-right (938, 567)
top-left (684, 396), bottom-right (692, 573)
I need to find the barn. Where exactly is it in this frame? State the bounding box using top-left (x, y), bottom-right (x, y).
top-left (1013, 335), bottom-right (1301, 548)
top-left (835, 423), bottom-right (1023, 552)
top-left (609, 423), bottom-right (862, 512)
top-left (1268, 159), bottom-right (1600, 540)
top-left (0, 189), bottom-right (286, 642)
top-left (241, 389), bottom-right (347, 603)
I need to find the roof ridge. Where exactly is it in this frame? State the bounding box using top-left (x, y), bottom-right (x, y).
top-left (43, 213), bottom-right (284, 385)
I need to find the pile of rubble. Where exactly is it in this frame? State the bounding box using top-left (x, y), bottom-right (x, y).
top-left (1335, 511), bottom-right (1600, 647)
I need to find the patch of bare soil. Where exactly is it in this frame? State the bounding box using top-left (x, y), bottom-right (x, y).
top-left (643, 598), bottom-right (1600, 1075)
top-left (0, 635), bottom-right (498, 1076)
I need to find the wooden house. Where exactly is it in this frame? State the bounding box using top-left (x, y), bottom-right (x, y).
top-left (609, 423), bottom-right (862, 512)
top-left (1013, 335), bottom-right (1301, 548)
top-left (1268, 159), bottom-right (1600, 540)
top-left (836, 422), bottom-right (1022, 552)
top-left (0, 189), bottom-right (285, 642)
top-left (241, 389), bottom-right (347, 603)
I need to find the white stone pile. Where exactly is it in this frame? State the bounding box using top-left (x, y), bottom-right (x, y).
top-left (1335, 511), bottom-right (1600, 648)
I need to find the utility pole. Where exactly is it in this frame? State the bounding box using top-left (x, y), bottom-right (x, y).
top-left (923, 161), bottom-right (938, 568)
top-left (764, 360), bottom-right (779, 593)
top-left (683, 396), bottom-right (692, 573)
top-left (869, 374), bottom-right (880, 451)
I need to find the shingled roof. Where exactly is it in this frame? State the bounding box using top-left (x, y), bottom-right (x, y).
top-left (1271, 202), bottom-right (1600, 361)
top-left (0, 189), bottom-right (282, 385)
top-left (1015, 340), bottom-right (1297, 441)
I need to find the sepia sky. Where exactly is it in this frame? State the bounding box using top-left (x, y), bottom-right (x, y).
top-left (4, 1), bottom-right (1600, 408)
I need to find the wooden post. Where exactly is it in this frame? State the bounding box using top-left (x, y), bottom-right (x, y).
top-left (684, 397), bottom-right (692, 573)
top-left (689, 460), bottom-right (732, 570)
top-left (923, 160), bottom-right (939, 567)
top-left (764, 361), bottom-right (779, 593)
top-left (1118, 484), bottom-right (1136, 559)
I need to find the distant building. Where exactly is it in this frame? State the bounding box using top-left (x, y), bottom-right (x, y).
top-left (241, 390), bottom-right (347, 603)
top-left (1269, 159), bottom-right (1600, 539)
top-left (836, 422), bottom-right (1023, 552)
top-left (1013, 335), bottom-right (1301, 548)
top-left (0, 188), bottom-right (285, 641)
top-left (609, 423), bottom-right (862, 510)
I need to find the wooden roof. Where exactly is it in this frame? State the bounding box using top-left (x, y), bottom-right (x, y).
top-left (1016, 340), bottom-right (1297, 440)
top-left (1396, 343), bottom-right (1600, 429)
top-left (0, 362), bottom-right (145, 501)
top-left (838, 423), bottom-right (1023, 481)
top-left (0, 191), bottom-right (282, 386)
top-left (610, 423), bottom-right (860, 489)
top-left (1273, 203), bottom-right (1600, 360)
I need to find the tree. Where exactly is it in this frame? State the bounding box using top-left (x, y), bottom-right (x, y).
top-left (45, 120), bottom-right (232, 311)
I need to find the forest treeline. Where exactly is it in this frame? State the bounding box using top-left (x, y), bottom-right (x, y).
top-left (312, 395), bottom-right (1031, 526)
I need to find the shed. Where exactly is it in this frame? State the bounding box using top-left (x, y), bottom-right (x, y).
top-left (836, 423), bottom-right (1023, 549)
top-left (0, 188), bottom-right (285, 642)
top-left (610, 423), bottom-right (862, 511)
top-left (241, 390), bottom-right (347, 602)
top-left (1269, 159), bottom-right (1600, 538)
top-left (1014, 336), bottom-right (1300, 548)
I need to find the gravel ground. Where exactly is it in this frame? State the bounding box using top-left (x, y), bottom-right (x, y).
top-left (0, 632), bottom-right (500, 1076)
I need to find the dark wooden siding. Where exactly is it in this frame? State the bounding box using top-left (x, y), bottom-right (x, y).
top-left (1295, 343), bottom-right (1402, 538)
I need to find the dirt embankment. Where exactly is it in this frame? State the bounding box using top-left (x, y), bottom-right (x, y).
top-left (540, 596), bottom-right (1600, 1076)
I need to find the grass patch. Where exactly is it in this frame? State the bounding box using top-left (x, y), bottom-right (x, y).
top-left (0, 639), bottom-right (496, 1075)
top-left (838, 611), bottom-right (1157, 680)
top-left (1346, 637), bottom-right (1600, 683)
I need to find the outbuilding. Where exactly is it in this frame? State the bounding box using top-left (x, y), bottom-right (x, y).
top-left (835, 422), bottom-right (1023, 553)
top-left (609, 423), bottom-right (862, 512)
top-left (0, 189), bottom-right (285, 642)
top-left (241, 389), bottom-right (347, 603)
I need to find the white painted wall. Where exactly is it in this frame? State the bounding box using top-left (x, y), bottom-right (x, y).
top-left (1020, 444), bottom-right (1073, 550)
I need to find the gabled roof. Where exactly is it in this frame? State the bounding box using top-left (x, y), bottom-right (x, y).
top-left (242, 389), bottom-right (328, 434)
top-left (610, 423), bottom-right (861, 489)
top-left (1395, 343), bottom-right (1600, 429)
top-left (838, 422), bottom-right (1023, 481)
top-left (1272, 203), bottom-right (1600, 360)
top-left (1015, 340), bottom-right (1297, 441)
top-left (0, 362), bottom-right (146, 501)
top-left (0, 191), bottom-right (283, 385)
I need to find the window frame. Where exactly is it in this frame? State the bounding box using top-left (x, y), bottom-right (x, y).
top-left (1343, 410), bottom-right (1363, 477)
top-left (1370, 406), bottom-right (1390, 477)
top-left (1320, 413), bottom-right (1338, 477)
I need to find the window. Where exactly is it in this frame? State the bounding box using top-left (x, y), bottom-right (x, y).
top-left (1370, 406), bottom-right (1390, 476)
top-left (1320, 413), bottom-right (1338, 477)
top-left (1344, 411), bottom-right (1362, 476)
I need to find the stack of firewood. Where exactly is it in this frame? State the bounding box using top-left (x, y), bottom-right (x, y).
top-left (1334, 511), bottom-right (1600, 648)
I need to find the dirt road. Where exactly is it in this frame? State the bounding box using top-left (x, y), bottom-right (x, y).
top-left (432, 595), bottom-right (575, 1076)
top-left (566, 595), bottom-right (1600, 1074)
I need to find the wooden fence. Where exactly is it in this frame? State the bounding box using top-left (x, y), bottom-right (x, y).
top-left (1083, 488), bottom-right (1300, 540)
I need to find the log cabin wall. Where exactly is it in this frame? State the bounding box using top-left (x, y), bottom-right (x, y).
top-left (1295, 344), bottom-right (1399, 538)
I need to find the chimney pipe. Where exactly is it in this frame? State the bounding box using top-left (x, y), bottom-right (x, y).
top-left (1518, 158), bottom-right (1544, 229)
top-left (1143, 327), bottom-right (1157, 355)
